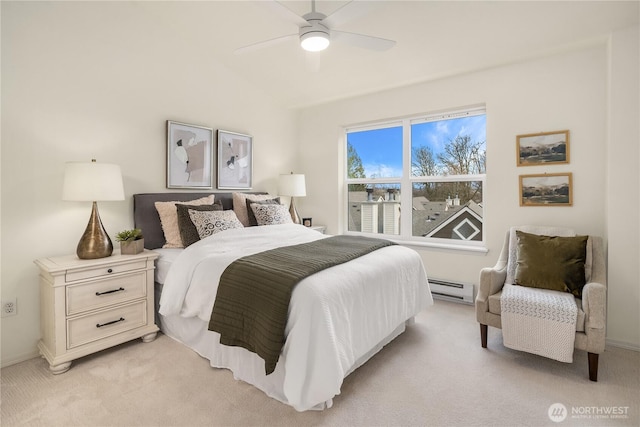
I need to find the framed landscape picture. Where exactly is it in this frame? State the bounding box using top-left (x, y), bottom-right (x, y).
top-left (217, 130), bottom-right (253, 189)
top-left (516, 130), bottom-right (570, 166)
top-left (519, 173), bottom-right (573, 206)
top-left (166, 121), bottom-right (214, 189)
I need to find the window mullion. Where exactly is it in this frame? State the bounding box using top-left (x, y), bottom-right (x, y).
top-left (409, 173), bottom-right (486, 183)
top-left (401, 119), bottom-right (412, 239)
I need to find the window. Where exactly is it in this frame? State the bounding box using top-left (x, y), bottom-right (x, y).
top-left (345, 107), bottom-right (486, 249)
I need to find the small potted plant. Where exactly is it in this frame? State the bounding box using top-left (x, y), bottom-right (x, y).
top-left (115, 228), bottom-right (144, 255)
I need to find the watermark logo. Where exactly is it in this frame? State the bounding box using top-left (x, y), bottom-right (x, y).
top-left (548, 403), bottom-right (630, 422)
top-left (548, 403), bottom-right (568, 423)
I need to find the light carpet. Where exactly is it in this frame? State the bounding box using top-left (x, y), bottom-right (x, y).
top-left (1, 300), bottom-right (638, 426)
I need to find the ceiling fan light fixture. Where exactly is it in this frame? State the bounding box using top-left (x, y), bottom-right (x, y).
top-left (300, 28), bottom-right (330, 52)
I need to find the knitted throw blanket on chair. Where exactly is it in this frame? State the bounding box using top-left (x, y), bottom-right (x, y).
top-left (501, 284), bottom-right (577, 363)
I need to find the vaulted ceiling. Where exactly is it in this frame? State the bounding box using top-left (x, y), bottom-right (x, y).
top-left (142, 1), bottom-right (639, 109)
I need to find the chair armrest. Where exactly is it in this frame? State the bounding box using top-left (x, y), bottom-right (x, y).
top-left (582, 282), bottom-right (606, 330)
top-left (477, 266), bottom-right (507, 302)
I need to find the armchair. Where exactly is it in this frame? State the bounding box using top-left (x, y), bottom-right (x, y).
top-left (475, 226), bottom-right (607, 381)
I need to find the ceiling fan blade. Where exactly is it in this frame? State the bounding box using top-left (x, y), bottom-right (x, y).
top-left (323, 1), bottom-right (380, 28)
top-left (234, 33), bottom-right (298, 55)
top-left (332, 30), bottom-right (396, 51)
top-left (261, 1), bottom-right (308, 27)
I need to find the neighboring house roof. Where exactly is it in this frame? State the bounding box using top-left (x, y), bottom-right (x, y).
top-left (413, 196), bottom-right (429, 210)
top-left (424, 202), bottom-right (483, 240)
top-left (348, 193), bottom-right (483, 240)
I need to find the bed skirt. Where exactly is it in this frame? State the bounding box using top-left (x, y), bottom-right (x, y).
top-left (159, 312), bottom-right (411, 410)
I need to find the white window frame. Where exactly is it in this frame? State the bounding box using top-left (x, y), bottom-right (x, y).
top-left (344, 106), bottom-right (487, 252)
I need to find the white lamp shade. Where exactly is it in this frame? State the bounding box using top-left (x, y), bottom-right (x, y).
top-left (62, 161), bottom-right (125, 201)
top-left (278, 173), bottom-right (306, 197)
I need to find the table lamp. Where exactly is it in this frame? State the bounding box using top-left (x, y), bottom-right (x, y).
top-left (62, 159), bottom-right (125, 259)
top-left (278, 172), bottom-right (306, 224)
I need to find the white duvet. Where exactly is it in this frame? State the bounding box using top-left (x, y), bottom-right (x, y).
top-left (159, 224), bottom-right (432, 411)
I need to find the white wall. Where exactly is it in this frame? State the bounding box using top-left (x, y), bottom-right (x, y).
top-left (297, 40), bottom-right (639, 349)
top-left (606, 25), bottom-right (640, 349)
top-left (1, 2), bottom-right (298, 365)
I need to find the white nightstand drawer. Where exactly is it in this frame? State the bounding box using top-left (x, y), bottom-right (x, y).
top-left (65, 259), bottom-right (147, 283)
top-left (66, 271), bottom-right (147, 316)
top-left (67, 300), bottom-right (147, 349)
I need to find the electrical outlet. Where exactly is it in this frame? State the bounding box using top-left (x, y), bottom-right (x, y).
top-left (1, 298), bottom-right (17, 317)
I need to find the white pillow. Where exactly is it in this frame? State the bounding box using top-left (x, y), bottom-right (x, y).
top-left (155, 195), bottom-right (214, 248)
top-left (188, 209), bottom-right (244, 239)
top-left (232, 193), bottom-right (277, 227)
top-left (251, 204), bottom-right (293, 226)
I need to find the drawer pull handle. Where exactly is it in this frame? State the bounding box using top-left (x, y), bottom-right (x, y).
top-left (107, 268), bottom-right (114, 273)
top-left (95, 287), bottom-right (125, 296)
top-left (96, 317), bottom-right (125, 328)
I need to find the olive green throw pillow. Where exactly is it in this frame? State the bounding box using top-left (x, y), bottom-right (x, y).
top-left (514, 230), bottom-right (588, 298)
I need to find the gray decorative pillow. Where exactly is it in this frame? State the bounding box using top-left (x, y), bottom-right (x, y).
top-left (251, 204), bottom-right (293, 226)
top-left (176, 202), bottom-right (223, 247)
top-left (232, 193), bottom-right (277, 227)
top-left (246, 198), bottom-right (281, 226)
top-left (188, 210), bottom-right (244, 239)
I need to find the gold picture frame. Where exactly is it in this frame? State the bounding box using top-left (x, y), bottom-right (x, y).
top-left (516, 130), bottom-right (570, 166)
top-left (519, 172), bottom-right (573, 206)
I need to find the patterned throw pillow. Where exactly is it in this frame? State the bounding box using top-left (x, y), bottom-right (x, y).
top-left (188, 209), bottom-right (244, 239)
top-left (232, 193), bottom-right (277, 227)
top-left (176, 202), bottom-right (223, 247)
top-left (154, 195), bottom-right (215, 248)
top-left (250, 204), bottom-right (293, 226)
top-left (245, 198), bottom-right (281, 226)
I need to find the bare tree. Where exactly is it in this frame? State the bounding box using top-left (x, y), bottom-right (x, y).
top-left (438, 135), bottom-right (486, 175)
top-left (412, 146), bottom-right (439, 199)
top-left (435, 135), bottom-right (486, 204)
top-left (412, 146), bottom-right (438, 177)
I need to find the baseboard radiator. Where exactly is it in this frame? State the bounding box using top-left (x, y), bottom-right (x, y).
top-left (429, 279), bottom-right (475, 304)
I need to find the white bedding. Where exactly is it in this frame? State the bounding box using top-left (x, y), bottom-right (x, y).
top-left (158, 224), bottom-right (432, 411)
top-left (154, 248), bottom-right (182, 285)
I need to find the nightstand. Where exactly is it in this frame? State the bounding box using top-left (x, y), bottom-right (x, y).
top-left (34, 250), bottom-right (159, 374)
top-left (310, 225), bottom-right (326, 234)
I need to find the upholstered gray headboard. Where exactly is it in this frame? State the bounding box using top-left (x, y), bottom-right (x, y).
top-left (133, 192), bottom-right (266, 249)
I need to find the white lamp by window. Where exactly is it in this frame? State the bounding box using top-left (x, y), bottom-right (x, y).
top-left (63, 159), bottom-right (125, 259)
top-left (278, 172), bottom-right (306, 224)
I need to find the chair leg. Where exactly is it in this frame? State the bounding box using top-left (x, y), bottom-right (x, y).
top-left (588, 352), bottom-right (599, 382)
top-left (480, 324), bottom-right (488, 348)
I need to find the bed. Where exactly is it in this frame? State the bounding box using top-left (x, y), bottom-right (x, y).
top-left (133, 192), bottom-right (433, 411)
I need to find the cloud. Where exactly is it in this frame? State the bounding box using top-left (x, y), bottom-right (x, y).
top-left (363, 162), bottom-right (402, 179)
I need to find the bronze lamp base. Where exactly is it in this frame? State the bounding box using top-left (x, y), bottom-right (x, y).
top-left (76, 201), bottom-right (113, 259)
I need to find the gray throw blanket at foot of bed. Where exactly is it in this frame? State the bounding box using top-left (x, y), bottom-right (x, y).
top-left (208, 235), bottom-right (396, 375)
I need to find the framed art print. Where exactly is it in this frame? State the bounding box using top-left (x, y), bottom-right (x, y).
top-left (516, 130), bottom-right (570, 166)
top-left (167, 121), bottom-right (214, 189)
top-left (519, 172), bottom-right (573, 206)
top-left (217, 130), bottom-right (253, 189)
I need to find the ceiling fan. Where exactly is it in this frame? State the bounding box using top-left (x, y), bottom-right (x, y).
top-left (234, 0), bottom-right (396, 55)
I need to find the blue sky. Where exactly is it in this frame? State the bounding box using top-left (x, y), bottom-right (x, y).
top-left (348, 115), bottom-right (486, 178)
